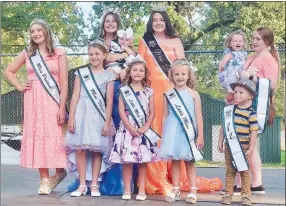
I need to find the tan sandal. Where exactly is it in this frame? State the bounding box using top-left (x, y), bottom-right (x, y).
top-left (49, 169), bottom-right (67, 189)
top-left (165, 186), bottom-right (181, 203)
top-left (38, 178), bottom-right (51, 195)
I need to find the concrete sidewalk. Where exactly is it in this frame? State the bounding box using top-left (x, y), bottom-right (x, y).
top-left (1, 165), bottom-right (285, 206)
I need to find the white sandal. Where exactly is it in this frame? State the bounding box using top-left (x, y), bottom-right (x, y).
top-left (186, 187), bottom-right (197, 204)
top-left (70, 185), bottom-right (87, 197)
top-left (122, 192), bottom-right (131, 200)
top-left (165, 186), bottom-right (181, 203)
top-left (136, 193), bottom-right (147, 201)
top-left (90, 184), bottom-right (101, 197)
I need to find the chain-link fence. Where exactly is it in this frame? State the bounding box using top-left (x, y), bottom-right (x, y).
top-left (1, 45), bottom-right (285, 167)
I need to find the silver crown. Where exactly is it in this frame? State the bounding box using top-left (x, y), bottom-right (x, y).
top-left (88, 38), bottom-right (109, 51)
top-left (171, 59), bottom-right (191, 68)
top-left (151, 3), bottom-right (167, 12)
top-left (102, 6), bottom-right (120, 15)
top-left (128, 54), bottom-right (146, 65)
top-left (30, 18), bottom-right (50, 27)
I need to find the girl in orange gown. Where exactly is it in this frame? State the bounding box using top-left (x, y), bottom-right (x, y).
top-left (138, 10), bottom-right (191, 195)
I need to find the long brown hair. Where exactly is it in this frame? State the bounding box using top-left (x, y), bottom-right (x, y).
top-left (28, 19), bottom-right (55, 57)
top-left (99, 12), bottom-right (123, 39)
top-left (169, 64), bottom-right (197, 90)
top-left (257, 27), bottom-right (280, 64)
top-left (122, 62), bottom-right (151, 87)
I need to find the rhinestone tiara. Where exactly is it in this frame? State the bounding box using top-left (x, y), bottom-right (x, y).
top-left (102, 6), bottom-right (120, 15)
top-left (30, 18), bottom-right (50, 27)
top-left (88, 38), bottom-right (109, 51)
top-left (128, 54), bottom-right (146, 65)
top-left (171, 59), bottom-right (191, 68)
top-left (151, 3), bottom-right (167, 12)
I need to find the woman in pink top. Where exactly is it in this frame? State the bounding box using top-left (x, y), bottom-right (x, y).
top-left (5, 19), bottom-right (68, 195)
top-left (234, 27), bottom-right (279, 195)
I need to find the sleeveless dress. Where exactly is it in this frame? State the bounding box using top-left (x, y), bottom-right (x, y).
top-left (109, 87), bottom-right (158, 163)
top-left (138, 38), bottom-right (191, 194)
top-left (20, 48), bottom-right (67, 168)
top-left (65, 69), bottom-right (116, 182)
top-left (158, 89), bottom-right (197, 161)
top-left (218, 49), bottom-right (247, 92)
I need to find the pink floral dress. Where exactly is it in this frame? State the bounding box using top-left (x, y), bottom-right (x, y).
top-left (109, 87), bottom-right (158, 163)
top-left (20, 48), bottom-right (67, 168)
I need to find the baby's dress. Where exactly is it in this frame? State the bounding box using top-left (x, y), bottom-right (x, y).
top-left (218, 49), bottom-right (247, 92)
top-left (158, 89), bottom-right (197, 161)
top-left (109, 87), bottom-right (158, 163)
top-left (65, 69), bottom-right (116, 181)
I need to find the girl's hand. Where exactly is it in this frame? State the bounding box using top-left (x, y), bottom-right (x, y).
top-left (129, 127), bottom-right (139, 137)
top-left (137, 126), bottom-right (149, 135)
top-left (218, 62), bottom-right (224, 72)
top-left (240, 70), bottom-right (251, 79)
top-left (122, 46), bottom-right (135, 56)
top-left (101, 123), bottom-right (109, 137)
top-left (245, 149), bottom-right (254, 161)
top-left (68, 118), bottom-right (75, 133)
top-left (196, 136), bottom-right (204, 150)
top-left (57, 108), bottom-right (66, 125)
top-left (218, 140), bottom-right (224, 153)
top-left (18, 81), bottom-right (33, 93)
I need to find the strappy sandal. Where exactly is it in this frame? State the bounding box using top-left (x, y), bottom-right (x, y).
top-left (38, 178), bottom-right (51, 195)
top-left (49, 169), bottom-right (67, 189)
top-left (186, 187), bottom-right (197, 204)
top-left (165, 186), bottom-right (181, 203)
top-left (122, 192), bottom-right (131, 200)
top-left (136, 193), bottom-right (147, 201)
top-left (90, 184), bottom-right (101, 197)
top-left (70, 185), bottom-right (87, 197)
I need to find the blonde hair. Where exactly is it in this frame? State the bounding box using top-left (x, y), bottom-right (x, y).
top-left (28, 19), bottom-right (55, 57)
top-left (224, 30), bottom-right (248, 50)
top-left (122, 62), bottom-right (151, 87)
top-left (169, 64), bottom-right (197, 90)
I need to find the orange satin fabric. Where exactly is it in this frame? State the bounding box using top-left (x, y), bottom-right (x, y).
top-left (138, 38), bottom-right (191, 195)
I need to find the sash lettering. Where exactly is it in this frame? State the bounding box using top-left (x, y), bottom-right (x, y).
top-left (120, 85), bottom-right (160, 145)
top-left (223, 105), bottom-right (249, 172)
top-left (253, 78), bottom-right (271, 134)
top-left (164, 88), bottom-right (203, 162)
top-left (142, 35), bottom-right (171, 76)
top-left (77, 67), bottom-right (106, 121)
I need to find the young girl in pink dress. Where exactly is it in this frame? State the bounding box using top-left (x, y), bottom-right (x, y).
top-left (4, 19), bottom-right (68, 195)
top-left (109, 56), bottom-right (158, 201)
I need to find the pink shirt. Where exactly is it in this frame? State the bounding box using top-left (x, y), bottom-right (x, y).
top-left (244, 52), bottom-right (279, 89)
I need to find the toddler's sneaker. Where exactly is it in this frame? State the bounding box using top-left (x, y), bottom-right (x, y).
top-left (241, 195), bottom-right (251, 205)
top-left (221, 194), bottom-right (232, 205)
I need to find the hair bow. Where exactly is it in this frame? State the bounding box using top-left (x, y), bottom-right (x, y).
top-left (117, 27), bottom-right (133, 39)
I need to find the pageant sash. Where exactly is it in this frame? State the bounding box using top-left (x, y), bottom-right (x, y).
top-left (223, 105), bottom-right (248, 172)
top-left (142, 35), bottom-right (171, 77)
top-left (120, 85), bottom-right (160, 145)
top-left (28, 49), bottom-right (61, 105)
top-left (77, 67), bottom-right (106, 121)
top-left (253, 78), bottom-right (271, 134)
top-left (164, 88), bottom-right (203, 162)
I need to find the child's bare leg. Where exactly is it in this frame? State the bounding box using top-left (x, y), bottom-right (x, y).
top-left (171, 160), bottom-right (181, 195)
top-left (123, 163), bottom-right (133, 193)
top-left (138, 163), bottom-right (147, 194)
top-left (76, 150), bottom-right (87, 192)
top-left (39, 168), bottom-right (49, 179)
top-left (90, 152), bottom-right (102, 192)
top-left (185, 161), bottom-right (197, 194)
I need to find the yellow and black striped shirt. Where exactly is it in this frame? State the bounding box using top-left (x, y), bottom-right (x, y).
top-left (233, 106), bottom-right (258, 143)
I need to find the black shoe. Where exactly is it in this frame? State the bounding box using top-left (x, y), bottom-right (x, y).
top-left (220, 185), bottom-right (241, 196)
top-left (251, 185), bottom-right (265, 194)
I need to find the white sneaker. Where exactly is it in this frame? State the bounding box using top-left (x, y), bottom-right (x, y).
top-left (136, 193), bottom-right (147, 201)
top-left (122, 192), bottom-right (131, 200)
